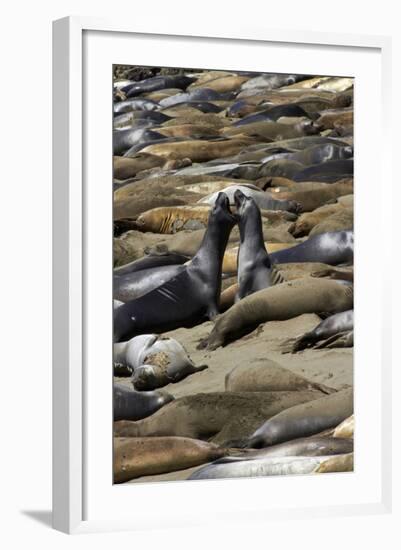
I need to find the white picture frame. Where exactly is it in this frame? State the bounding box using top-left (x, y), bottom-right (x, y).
top-left (52, 16), bottom-right (393, 534)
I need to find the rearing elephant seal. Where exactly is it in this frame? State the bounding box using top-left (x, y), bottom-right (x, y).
top-left (114, 334), bottom-right (207, 390)
top-left (200, 277), bottom-right (354, 350)
top-left (234, 190), bottom-right (284, 301)
top-left (114, 193), bottom-right (237, 342)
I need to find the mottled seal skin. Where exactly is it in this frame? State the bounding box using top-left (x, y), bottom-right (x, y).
top-left (113, 193), bottom-right (236, 342)
top-left (113, 436), bottom-right (226, 483)
top-left (114, 334), bottom-right (207, 391)
top-left (234, 190), bottom-right (283, 301)
top-left (188, 455), bottom-right (336, 480)
top-left (244, 388), bottom-right (353, 448)
top-left (333, 415), bottom-right (354, 438)
top-left (225, 360), bottom-right (335, 394)
top-left (114, 390), bottom-right (323, 445)
top-left (269, 230), bottom-right (354, 265)
top-left (135, 205), bottom-right (212, 234)
top-left (113, 383), bottom-right (174, 421)
top-left (200, 277), bottom-right (353, 351)
top-left (283, 310), bottom-right (354, 353)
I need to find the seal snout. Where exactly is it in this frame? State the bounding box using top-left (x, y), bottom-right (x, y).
top-left (216, 192), bottom-right (237, 222)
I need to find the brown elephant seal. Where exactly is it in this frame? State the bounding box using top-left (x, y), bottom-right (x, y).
top-left (225, 360), bottom-right (335, 394)
top-left (114, 154), bottom-right (165, 180)
top-left (289, 203), bottom-right (345, 237)
top-left (114, 193), bottom-right (236, 342)
top-left (141, 138), bottom-right (255, 162)
top-left (311, 265), bottom-right (354, 282)
top-left (136, 205), bottom-right (211, 233)
top-left (316, 108), bottom-right (353, 130)
top-left (314, 453), bottom-right (353, 473)
top-left (333, 415), bottom-right (354, 438)
top-left (114, 437), bottom-right (226, 483)
top-left (190, 74), bottom-right (250, 92)
top-left (282, 310), bottom-right (354, 353)
top-left (114, 390), bottom-right (323, 445)
top-left (114, 334), bottom-right (207, 390)
top-left (273, 179), bottom-right (353, 212)
top-left (223, 120), bottom-right (320, 141)
top-left (242, 388), bottom-right (353, 448)
top-left (309, 207), bottom-right (353, 236)
top-left (113, 383), bottom-right (174, 421)
top-left (200, 277), bottom-right (353, 351)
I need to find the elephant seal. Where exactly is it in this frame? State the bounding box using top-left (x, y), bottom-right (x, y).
top-left (225, 360), bottom-right (335, 394)
top-left (314, 453), bottom-right (353, 473)
top-left (114, 436), bottom-right (225, 483)
top-left (309, 208), bottom-right (353, 236)
top-left (283, 310), bottom-right (354, 352)
top-left (114, 390), bottom-right (323, 445)
top-left (240, 73), bottom-right (309, 91)
top-left (200, 277), bottom-right (353, 351)
top-left (311, 265), bottom-right (354, 282)
top-left (188, 455), bottom-right (337, 480)
top-left (114, 193), bottom-right (236, 342)
top-left (114, 264), bottom-right (186, 302)
top-left (289, 203), bottom-right (345, 237)
top-left (114, 98), bottom-right (159, 114)
top-left (234, 104), bottom-right (311, 126)
top-left (293, 159), bottom-right (354, 182)
top-left (113, 383), bottom-right (174, 421)
top-left (273, 179), bottom-right (353, 212)
top-left (113, 154), bottom-right (166, 180)
top-left (124, 74), bottom-right (195, 98)
top-left (223, 120), bottom-right (320, 141)
top-left (227, 436), bottom-right (353, 460)
top-left (135, 205), bottom-right (212, 234)
top-left (269, 230), bottom-right (354, 265)
top-left (243, 388), bottom-right (353, 448)
top-left (140, 138), bottom-right (255, 162)
top-left (114, 334), bottom-right (207, 390)
top-left (333, 415), bottom-right (354, 438)
top-left (234, 190), bottom-right (284, 301)
top-left (198, 184), bottom-right (300, 213)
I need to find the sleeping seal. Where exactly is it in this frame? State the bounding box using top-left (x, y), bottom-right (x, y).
top-left (113, 383), bottom-right (174, 421)
top-left (114, 334), bottom-right (207, 390)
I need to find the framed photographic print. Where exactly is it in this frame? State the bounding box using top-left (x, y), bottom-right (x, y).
top-left (52, 17), bottom-right (392, 534)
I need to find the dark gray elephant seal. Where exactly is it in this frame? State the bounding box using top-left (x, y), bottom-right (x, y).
top-left (113, 383), bottom-right (174, 421)
top-left (114, 334), bottom-right (207, 391)
top-left (114, 192), bottom-right (237, 342)
top-left (234, 190), bottom-right (283, 301)
top-left (243, 388), bottom-right (353, 448)
top-left (283, 310), bottom-right (354, 352)
top-left (270, 230), bottom-right (354, 265)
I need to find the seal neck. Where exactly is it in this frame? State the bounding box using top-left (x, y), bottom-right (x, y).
top-left (239, 206), bottom-right (267, 255)
top-left (191, 217), bottom-right (234, 277)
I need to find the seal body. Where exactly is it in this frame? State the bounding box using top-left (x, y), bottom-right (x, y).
top-left (245, 387), bottom-right (353, 448)
top-left (270, 230), bottom-right (354, 265)
top-left (234, 190), bottom-right (282, 301)
top-left (202, 277), bottom-right (353, 350)
top-left (114, 334), bottom-right (207, 390)
top-left (114, 436), bottom-right (225, 483)
top-left (113, 383), bottom-right (174, 421)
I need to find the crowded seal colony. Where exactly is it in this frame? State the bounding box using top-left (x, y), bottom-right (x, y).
top-left (112, 65), bottom-right (354, 484)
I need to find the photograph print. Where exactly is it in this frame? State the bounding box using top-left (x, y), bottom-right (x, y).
top-left (112, 65), bottom-right (354, 484)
